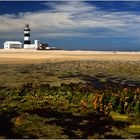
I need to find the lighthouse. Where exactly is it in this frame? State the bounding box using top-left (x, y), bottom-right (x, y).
top-left (24, 24), bottom-right (31, 48)
top-left (22, 24), bottom-right (50, 49)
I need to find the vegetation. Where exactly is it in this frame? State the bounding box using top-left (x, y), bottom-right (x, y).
top-left (0, 61), bottom-right (140, 138)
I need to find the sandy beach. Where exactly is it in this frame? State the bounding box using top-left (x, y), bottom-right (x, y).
top-left (0, 49), bottom-right (140, 64)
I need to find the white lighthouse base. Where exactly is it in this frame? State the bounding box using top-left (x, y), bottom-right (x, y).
top-left (24, 40), bottom-right (40, 49)
top-left (24, 44), bottom-right (35, 49)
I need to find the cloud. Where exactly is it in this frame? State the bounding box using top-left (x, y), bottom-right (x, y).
top-left (0, 1), bottom-right (140, 39)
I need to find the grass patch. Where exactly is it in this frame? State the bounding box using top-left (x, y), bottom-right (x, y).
top-left (0, 61), bottom-right (139, 138)
top-left (110, 111), bottom-right (129, 122)
top-left (128, 125), bottom-right (140, 134)
top-left (0, 61), bottom-right (140, 88)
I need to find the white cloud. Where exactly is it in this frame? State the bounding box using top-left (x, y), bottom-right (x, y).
top-left (0, 1), bottom-right (140, 39)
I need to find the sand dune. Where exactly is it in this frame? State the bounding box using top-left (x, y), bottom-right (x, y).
top-left (0, 49), bottom-right (139, 64)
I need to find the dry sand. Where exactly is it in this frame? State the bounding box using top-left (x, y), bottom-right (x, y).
top-left (0, 49), bottom-right (140, 64)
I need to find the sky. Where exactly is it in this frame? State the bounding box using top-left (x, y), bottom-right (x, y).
top-left (0, 1), bottom-right (140, 51)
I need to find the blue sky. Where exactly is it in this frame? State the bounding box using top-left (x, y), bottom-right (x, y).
top-left (0, 1), bottom-right (140, 51)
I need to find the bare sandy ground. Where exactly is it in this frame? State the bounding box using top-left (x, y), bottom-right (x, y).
top-left (0, 49), bottom-right (140, 64)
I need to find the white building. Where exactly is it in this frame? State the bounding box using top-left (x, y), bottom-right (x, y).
top-left (4, 41), bottom-right (22, 49)
top-left (24, 40), bottom-right (40, 49)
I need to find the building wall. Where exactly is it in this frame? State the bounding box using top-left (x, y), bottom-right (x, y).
top-left (10, 44), bottom-right (22, 49)
top-left (34, 40), bottom-right (40, 49)
top-left (4, 43), bottom-right (22, 49)
top-left (24, 44), bottom-right (35, 49)
top-left (4, 43), bottom-right (9, 49)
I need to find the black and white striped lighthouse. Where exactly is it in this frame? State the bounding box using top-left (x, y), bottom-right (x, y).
top-left (24, 24), bottom-right (31, 45)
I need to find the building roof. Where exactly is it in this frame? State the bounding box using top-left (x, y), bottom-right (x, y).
top-left (4, 41), bottom-right (22, 44)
